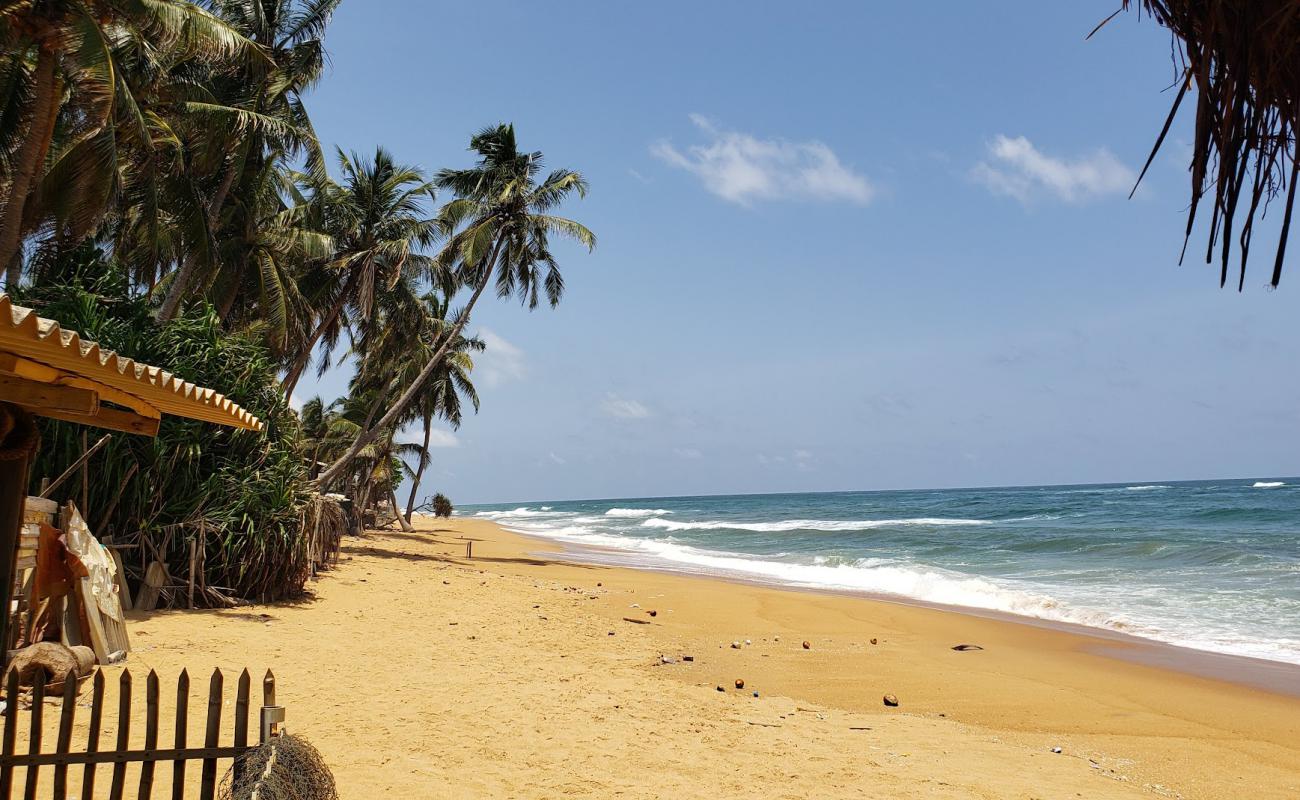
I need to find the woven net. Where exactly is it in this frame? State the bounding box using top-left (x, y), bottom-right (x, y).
top-left (218, 734), bottom-right (338, 800)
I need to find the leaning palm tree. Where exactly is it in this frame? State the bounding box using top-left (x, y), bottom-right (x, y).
top-left (0, 0), bottom-right (264, 285)
top-left (280, 147), bottom-right (442, 397)
top-left (399, 291), bottom-right (482, 521)
top-left (315, 124), bottom-right (594, 489)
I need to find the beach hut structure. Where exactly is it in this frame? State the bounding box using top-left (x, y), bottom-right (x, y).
top-left (0, 294), bottom-right (262, 663)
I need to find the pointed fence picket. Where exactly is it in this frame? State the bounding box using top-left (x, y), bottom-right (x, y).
top-left (0, 667), bottom-right (278, 800)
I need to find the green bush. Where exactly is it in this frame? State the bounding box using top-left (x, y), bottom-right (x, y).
top-left (18, 263), bottom-right (313, 603)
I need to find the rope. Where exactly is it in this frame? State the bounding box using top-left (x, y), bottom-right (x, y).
top-left (0, 406), bottom-right (39, 462)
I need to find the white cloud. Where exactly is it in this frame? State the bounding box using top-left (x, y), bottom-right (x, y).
top-left (601, 393), bottom-right (651, 420)
top-left (288, 392), bottom-right (304, 412)
top-left (476, 328), bottom-right (526, 388)
top-left (398, 424), bottom-right (460, 448)
top-left (548, 452), bottom-right (567, 465)
top-left (651, 114), bottom-right (874, 206)
top-left (972, 135), bottom-right (1134, 203)
top-left (673, 447), bottom-right (703, 460)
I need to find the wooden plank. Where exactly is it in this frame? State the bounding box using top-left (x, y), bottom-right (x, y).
top-left (22, 497), bottom-right (57, 516)
top-left (198, 671), bottom-right (222, 800)
top-left (76, 579), bottom-right (113, 666)
top-left (231, 671), bottom-right (249, 786)
top-left (137, 671), bottom-right (159, 799)
top-left (109, 550), bottom-right (132, 613)
top-left (52, 671), bottom-right (77, 800)
top-left (1, 669), bottom-right (18, 797)
top-left (107, 671), bottom-right (130, 800)
top-left (80, 671), bottom-right (103, 800)
top-left (37, 406), bottom-right (160, 437)
top-left (22, 670), bottom-right (44, 800)
top-left (170, 671), bottom-right (188, 800)
top-left (0, 374), bottom-right (99, 417)
top-left (186, 541), bottom-right (196, 610)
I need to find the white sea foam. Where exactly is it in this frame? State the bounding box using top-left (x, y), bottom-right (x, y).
top-left (486, 504), bottom-right (1300, 666)
top-left (639, 517), bottom-right (989, 533)
top-left (1126, 485), bottom-right (1171, 491)
top-left (604, 508), bottom-right (673, 518)
top-left (1253, 481), bottom-right (1285, 488)
top-left (474, 507), bottom-right (565, 520)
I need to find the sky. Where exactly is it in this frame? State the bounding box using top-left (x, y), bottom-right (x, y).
top-left (297, 1), bottom-right (1300, 505)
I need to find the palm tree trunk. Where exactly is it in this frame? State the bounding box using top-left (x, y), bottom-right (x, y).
top-left (389, 488), bottom-right (414, 532)
top-left (404, 413), bottom-right (432, 521)
top-left (281, 274), bottom-right (356, 397)
top-left (0, 46), bottom-right (61, 286)
top-left (317, 236), bottom-right (503, 490)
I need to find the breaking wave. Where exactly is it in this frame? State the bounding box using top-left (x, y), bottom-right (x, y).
top-left (604, 508), bottom-right (672, 518)
top-left (640, 517), bottom-right (990, 533)
top-left (1253, 481), bottom-right (1285, 488)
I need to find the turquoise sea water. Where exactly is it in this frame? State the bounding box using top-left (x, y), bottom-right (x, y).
top-left (466, 479), bottom-right (1300, 665)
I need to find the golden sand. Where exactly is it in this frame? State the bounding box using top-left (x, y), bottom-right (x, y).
top-left (104, 517), bottom-right (1300, 799)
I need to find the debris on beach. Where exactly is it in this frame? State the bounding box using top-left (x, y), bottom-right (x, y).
top-left (802, 641), bottom-right (811, 650)
top-left (647, 609), bottom-right (657, 617)
top-left (870, 638), bottom-right (878, 645)
top-left (752, 691), bottom-right (759, 698)
top-left (744, 639), bottom-right (752, 646)
top-left (682, 655), bottom-right (694, 662)
top-left (951, 644), bottom-right (984, 651)
top-left (716, 685), bottom-right (725, 692)
top-left (660, 655), bottom-right (676, 665)
top-left (735, 678), bottom-right (745, 689)
top-left (731, 641), bottom-right (742, 649)
top-left (1051, 746), bottom-right (1062, 754)
top-left (883, 694), bottom-right (899, 707)
top-left (622, 617), bottom-right (651, 625)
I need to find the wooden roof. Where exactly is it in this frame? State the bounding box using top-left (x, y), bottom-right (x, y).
top-left (0, 294), bottom-right (263, 435)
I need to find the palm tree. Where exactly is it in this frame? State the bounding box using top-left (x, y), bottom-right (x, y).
top-left (0, 0), bottom-right (264, 285)
top-left (154, 0), bottom-right (336, 320)
top-left (280, 147), bottom-right (442, 397)
top-left (399, 291), bottom-right (482, 521)
top-left (315, 124), bottom-right (594, 489)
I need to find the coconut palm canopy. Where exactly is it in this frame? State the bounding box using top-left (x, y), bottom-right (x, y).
top-left (1110, 1), bottom-right (1300, 289)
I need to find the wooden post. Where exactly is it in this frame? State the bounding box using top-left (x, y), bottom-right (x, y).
top-left (0, 670), bottom-right (17, 797)
top-left (0, 404), bottom-right (36, 670)
top-left (138, 671), bottom-right (160, 797)
top-left (108, 671), bottom-right (131, 800)
top-left (187, 539), bottom-right (197, 610)
top-left (78, 429), bottom-right (88, 514)
top-left (81, 671), bottom-right (104, 800)
top-left (52, 672), bottom-right (77, 799)
top-left (466, 540), bottom-right (473, 559)
top-left (198, 670), bottom-right (223, 800)
top-left (23, 670), bottom-right (44, 800)
top-left (171, 670), bottom-right (189, 800)
top-left (231, 670), bottom-right (250, 786)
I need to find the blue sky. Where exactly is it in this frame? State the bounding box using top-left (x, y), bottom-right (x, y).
top-left (297, 1), bottom-right (1300, 505)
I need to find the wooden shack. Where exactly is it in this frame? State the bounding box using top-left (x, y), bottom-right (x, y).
top-left (0, 294), bottom-right (262, 664)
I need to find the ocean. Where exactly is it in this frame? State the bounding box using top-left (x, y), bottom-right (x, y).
top-left (465, 479), bottom-right (1300, 665)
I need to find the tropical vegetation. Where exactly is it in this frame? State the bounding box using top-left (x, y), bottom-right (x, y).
top-left (0, 0), bottom-right (593, 604)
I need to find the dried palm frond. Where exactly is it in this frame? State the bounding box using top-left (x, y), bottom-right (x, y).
top-left (1106, 1), bottom-right (1300, 289)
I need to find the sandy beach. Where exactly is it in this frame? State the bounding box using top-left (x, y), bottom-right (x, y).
top-left (76, 516), bottom-right (1300, 799)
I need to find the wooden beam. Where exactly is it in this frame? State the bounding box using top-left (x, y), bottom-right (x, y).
top-left (0, 373), bottom-right (98, 416)
top-left (0, 354), bottom-right (160, 420)
top-left (38, 405), bottom-right (160, 437)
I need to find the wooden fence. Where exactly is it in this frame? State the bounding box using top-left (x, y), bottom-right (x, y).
top-left (0, 667), bottom-right (283, 800)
